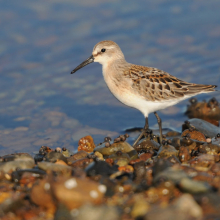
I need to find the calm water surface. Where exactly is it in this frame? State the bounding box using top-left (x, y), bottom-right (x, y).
top-left (0, 0), bottom-right (220, 154)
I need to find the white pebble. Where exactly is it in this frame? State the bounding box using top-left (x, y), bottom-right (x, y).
top-left (98, 184), bottom-right (107, 193)
top-left (162, 189), bottom-right (169, 195)
top-left (206, 138), bottom-right (212, 143)
top-left (90, 190), bottom-right (99, 198)
top-left (119, 186), bottom-right (124, 192)
top-left (64, 178), bottom-right (77, 189)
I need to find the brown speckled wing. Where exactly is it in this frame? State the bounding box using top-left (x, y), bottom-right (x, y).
top-left (124, 64), bottom-right (216, 102)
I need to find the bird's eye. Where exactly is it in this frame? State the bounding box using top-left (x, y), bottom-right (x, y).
top-left (101, 48), bottom-right (106, 52)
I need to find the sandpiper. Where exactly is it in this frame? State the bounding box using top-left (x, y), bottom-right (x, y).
top-left (71, 40), bottom-right (216, 146)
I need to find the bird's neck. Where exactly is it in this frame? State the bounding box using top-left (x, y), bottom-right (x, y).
top-left (102, 58), bottom-right (130, 88)
top-left (102, 58), bottom-right (128, 74)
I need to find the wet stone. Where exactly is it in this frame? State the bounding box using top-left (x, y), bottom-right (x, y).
top-left (0, 154), bottom-right (35, 173)
top-left (165, 130), bottom-right (181, 137)
top-left (178, 178), bottom-right (212, 194)
top-left (192, 171), bottom-right (214, 184)
top-left (52, 176), bottom-right (105, 210)
top-left (157, 144), bottom-right (178, 158)
top-left (153, 166), bottom-right (189, 185)
top-left (105, 158), bottom-right (114, 166)
top-left (180, 137), bottom-right (197, 153)
top-left (44, 151), bottom-right (68, 163)
top-left (30, 178), bottom-right (56, 216)
top-left (189, 154), bottom-right (215, 171)
top-left (139, 150), bottom-right (154, 161)
top-left (152, 158), bottom-right (172, 175)
top-left (130, 194), bottom-right (149, 218)
top-left (133, 161), bottom-right (147, 185)
top-left (211, 135), bottom-right (220, 146)
top-left (39, 146), bottom-right (53, 155)
top-left (85, 160), bottom-right (118, 177)
top-left (34, 153), bottom-right (44, 163)
top-left (0, 153), bottom-right (34, 162)
top-left (78, 135), bottom-right (96, 153)
top-left (11, 169), bottom-right (46, 183)
top-left (73, 204), bottom-right (120, 220)
top-left (62, 148), bottom-right (72, 157)
top-left (171, 137), bottom-right (181, 150)
top-left (198, 143), bottom-right (219, 155)
top-left (118, 165), bottom-right (134, 173)
top-left (156, 180), bottom-right (176, 199)
top-left (94, 141), bottom-right (135, 156)
top-left (145, 193), bottom-right (203, 220)
top-left (70, 158), bottom-right (94, 169)
top-left (181, 129), bottom-right (206, 142)
top-left (109, 152), bottom-right (130, 167)
top-left (172, 194), bottom-right (203, 218)
top-left (134, 139), bottom-right (160, 152)
top-left (127, 149), bottom-right (139, 160)
top-left (94, 151), bottom-right (104, 161)
top-left (38, 162), bottom-right (72, 175)
top-left (185, 97), bottom-right (220, 126)
top-left (67, 150), bottom-right (89, 163)
top-left (183, 119), bottom-right (220, 138)
top-left (178, 146), bottom-right (191, 163)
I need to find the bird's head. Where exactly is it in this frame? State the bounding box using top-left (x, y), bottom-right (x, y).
top-left (71, 40), bottom-right (124, 74)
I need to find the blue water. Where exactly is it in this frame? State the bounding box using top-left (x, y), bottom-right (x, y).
top-left (0, 0), bottom-right (219, 154)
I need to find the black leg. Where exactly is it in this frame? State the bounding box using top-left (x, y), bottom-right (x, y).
top-left (133, 117), bottom-right (149, 147)
top-left (154, 112), bottom-right (163, 145)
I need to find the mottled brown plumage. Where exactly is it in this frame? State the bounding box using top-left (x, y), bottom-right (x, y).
top-left (124, 64), bottom-right (216, 102)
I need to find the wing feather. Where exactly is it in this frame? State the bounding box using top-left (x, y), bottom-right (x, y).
top-left (125, 64), bottom-right (216, 102)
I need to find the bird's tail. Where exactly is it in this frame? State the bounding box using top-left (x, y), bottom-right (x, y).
top-left (185, 84), bottom-right (217, 95)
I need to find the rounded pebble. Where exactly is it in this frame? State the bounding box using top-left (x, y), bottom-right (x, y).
top-left (90, 190), bottom-right (99, 198)
top-left (98, 184), bottom-right (107, 193)
top-left (64, 178), bottom-right (77, 189)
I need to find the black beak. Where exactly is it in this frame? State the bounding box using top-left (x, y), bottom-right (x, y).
top-left (71, 55), bottom-right (94, 74)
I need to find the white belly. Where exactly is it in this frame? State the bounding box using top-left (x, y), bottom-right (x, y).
top-left (112, 88), bottom-right (180, 117)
